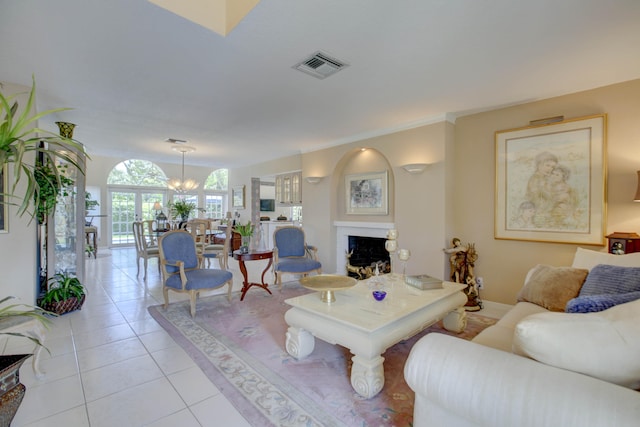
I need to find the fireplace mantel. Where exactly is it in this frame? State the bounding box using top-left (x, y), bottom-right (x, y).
top-left (334, 221), bottom-right (395, 275)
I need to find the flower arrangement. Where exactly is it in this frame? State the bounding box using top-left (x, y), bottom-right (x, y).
top-left (235, 221), bottom-right (254, 237)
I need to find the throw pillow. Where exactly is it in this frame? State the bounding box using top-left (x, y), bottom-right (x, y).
top-left (579, 264), bottom-right (640, 296)
top-left (517, 264), bottom-right (588, 312)
top-left (571, 247), bottom-right (640, 270)
top-left (566, 291), bottom-right (640, 313)
top-left (513, 298), bottom-right (640, 389)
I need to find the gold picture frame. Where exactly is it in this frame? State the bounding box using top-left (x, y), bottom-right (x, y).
top-left (345, 171), bottom-right (388, 215)
top-left (0, 165), bottom-right (7, 233)
top-left (232, 185), bottom-right (245, 209)
top-left (495, 114), bottom-right (606, 245)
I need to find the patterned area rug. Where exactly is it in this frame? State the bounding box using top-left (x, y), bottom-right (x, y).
top-left (148, 283), bottom-right (496, 426)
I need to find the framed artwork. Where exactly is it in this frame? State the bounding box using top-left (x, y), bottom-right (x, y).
top-left (345, 171), bottom-right (388, 215)
top-left (495, 114), bottom-right (606, 245)
top-left (0, 165), bottom-right (6, 233)
top-left (232, 185), bottom-right (245, 209)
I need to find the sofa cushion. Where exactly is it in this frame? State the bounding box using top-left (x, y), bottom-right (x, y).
top-left (472, 302), bottom-right (546, 352)
top-left (571, 247), bottom-right (640, 271)
top-left (579, 264), bottom-right (640, 296)
top-left (566, 291), bottom-right (640, 313)
top-left (513, 298), bottom-right (640, 389)
top-left (516, 264), bottom-right (588, 312)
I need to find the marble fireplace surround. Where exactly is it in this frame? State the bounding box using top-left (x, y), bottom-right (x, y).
top-left (334, 221), bottom-right (396, 275)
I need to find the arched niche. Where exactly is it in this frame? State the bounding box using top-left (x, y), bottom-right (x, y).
top-left (331, 148), bottom-right (395, 222)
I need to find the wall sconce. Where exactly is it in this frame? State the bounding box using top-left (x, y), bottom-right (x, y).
top-left (402, 163), bottom-right (429, 174)
top-left (634, 170), bottom-right (640, 202)
top-left (305, 176), bottom-right (323, 184)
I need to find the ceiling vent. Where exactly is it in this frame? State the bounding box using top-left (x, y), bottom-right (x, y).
top-left (293, 51), bottom-right (349, 80)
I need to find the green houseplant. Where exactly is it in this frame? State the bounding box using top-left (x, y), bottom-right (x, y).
top-left (1, 77), bottom-right (85, 219)
top-left (168, 199), bottom-right (202, 221)
top-left (38, 272), bottom-right (86, 315)
top-left (235, 221), bottom-right (254, 253)
top-left (0, 297), bottom-right (52, 425)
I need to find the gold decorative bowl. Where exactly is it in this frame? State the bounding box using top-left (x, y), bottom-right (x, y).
top-left (300, 274), bottom-right (357, 303)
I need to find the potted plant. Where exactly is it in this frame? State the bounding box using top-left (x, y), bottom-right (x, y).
top-left (85, 192), bottom-right (99, 212)
top-left (168, 199), bottom-right (203, 221)
top-left (34, 162), bottom-right (75, 223)
top-left (235, 221), bottom-right (254, 253)
top-left (1, 77), bottom-right (85, 219)
top-left (38, 272), bottom-right (86, 315)
top-left (0, 296), bottom-right (51, 424)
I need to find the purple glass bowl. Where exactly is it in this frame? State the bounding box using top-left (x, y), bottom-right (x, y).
top-left (372, 290), bottom-right (387, 301)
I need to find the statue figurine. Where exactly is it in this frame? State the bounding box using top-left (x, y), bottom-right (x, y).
top-left (443, 238), bottom-right (482, 311)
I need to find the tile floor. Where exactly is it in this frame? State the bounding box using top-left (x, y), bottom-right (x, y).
top-left (6, 247), bottom-right (253, 427)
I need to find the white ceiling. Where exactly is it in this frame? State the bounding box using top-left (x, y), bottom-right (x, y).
top-left (2, 0), bottom-right (640, 169)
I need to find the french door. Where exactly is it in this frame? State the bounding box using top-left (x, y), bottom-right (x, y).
top-left (109, 187), bottom-right (166, 246)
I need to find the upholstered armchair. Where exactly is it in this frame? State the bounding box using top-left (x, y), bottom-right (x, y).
top-left (158, 230), bottom-right (233, 316)
top-left (272, 226), bottom-right (321, 288)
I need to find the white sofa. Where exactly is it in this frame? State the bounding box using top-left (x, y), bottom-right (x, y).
top-left (404, 248), bottom-right (640, 427)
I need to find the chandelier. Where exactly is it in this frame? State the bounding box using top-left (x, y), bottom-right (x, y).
top-left (167, 145), bottom-right (199, 193)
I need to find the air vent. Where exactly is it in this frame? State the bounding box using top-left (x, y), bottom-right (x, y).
top-left (293, 51), bottom-right (349, 79)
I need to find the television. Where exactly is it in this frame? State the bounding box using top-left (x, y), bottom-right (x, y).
top-left (260, 199), bottom-right (275, 212)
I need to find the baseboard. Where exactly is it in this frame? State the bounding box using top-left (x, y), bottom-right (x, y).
top-left (479, 300), bottom-right (513, 319)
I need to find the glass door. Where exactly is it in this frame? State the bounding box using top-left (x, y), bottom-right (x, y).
top-left (109, 188), bottom-right (167, 246)
top-left (110, 190), bottom-right (136, 246)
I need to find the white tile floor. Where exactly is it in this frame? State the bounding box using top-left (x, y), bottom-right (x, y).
top-left (5, 247), bottom-right (253, 427)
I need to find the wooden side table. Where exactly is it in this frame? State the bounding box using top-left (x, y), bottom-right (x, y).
top-left (233, 249), bottom-right (274, 301)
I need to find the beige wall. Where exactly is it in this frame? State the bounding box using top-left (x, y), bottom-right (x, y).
top-left (0, 82), bottom-right (38, 304)
top-left (454, 79), bottom-right (640, 304)
top-left (243, 79), bottom-right (640, 306)
top-left (299, 121), bottom-right (452, 277)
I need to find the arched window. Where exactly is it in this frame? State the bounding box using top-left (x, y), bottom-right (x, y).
top-left (107, 159), bottom-right (167, 186)
top-left (203, 169), bottom-right (228, 219)
top-left (107, 160), bottom-right (168, 246)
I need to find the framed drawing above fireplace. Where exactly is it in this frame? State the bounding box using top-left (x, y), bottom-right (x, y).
top-left (345, 171), bottom-right (388, 215)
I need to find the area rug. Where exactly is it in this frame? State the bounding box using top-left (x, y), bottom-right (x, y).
top-left (148, 283), bottom-right (496, 427)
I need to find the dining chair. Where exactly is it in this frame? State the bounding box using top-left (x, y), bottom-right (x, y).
top-left (272, 226), bottom-right (322, 288)
top-left (138, 219), bottom-right (159, 247)
top-left (158, 230), bottom-right (233, 316)
top-left (202, 222), bottom-right (232, 269)
top-left (132, 221), bottom-right (160, 280)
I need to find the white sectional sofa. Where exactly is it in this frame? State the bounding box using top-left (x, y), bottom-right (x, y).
top-left (404, 248), bottom-right (640, 427)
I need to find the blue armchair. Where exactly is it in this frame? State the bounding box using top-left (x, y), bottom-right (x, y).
top-left (272, 226), bottom-right (322, 288)
top-left (158, 230), bottom-right (233, 316)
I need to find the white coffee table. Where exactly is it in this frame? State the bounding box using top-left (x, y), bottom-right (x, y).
top-left (284, 275), bottom-right (467, 398)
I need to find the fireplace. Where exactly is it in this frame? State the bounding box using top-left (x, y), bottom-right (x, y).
top-left (346, 236), bottom-right (390, 278)
top-left (334, 221), bottom-right (396, 276)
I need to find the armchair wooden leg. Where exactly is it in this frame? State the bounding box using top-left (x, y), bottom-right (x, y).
top-left (163, 287), bottom-right (170, 309)
top-left (189, 291), bottom-right (197, 317)
top-left (226, 280), bottom-right (232, 301)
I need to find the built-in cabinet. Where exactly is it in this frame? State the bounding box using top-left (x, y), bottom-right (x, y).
top-left (275, 171), bottom-right (302, 205)
top-left (39, 147), bottom-right (86, 292)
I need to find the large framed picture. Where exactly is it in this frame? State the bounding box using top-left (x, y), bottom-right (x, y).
top-left (0, 165), bottom-right (6, 233)
top-left (495, 114), bottom-right (606, 245)
top-left (232, 185), bottom-right (245, 209)
top-left (345, 171), bottom-right (388, 215)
